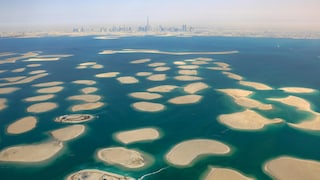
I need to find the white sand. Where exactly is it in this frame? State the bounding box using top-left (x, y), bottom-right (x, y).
top-left (71, 102), bottom-right (104, 112)
top-left (168, 95), bottom-right (203, 104)
top-left (174, 61), bottom-right (186, 65)
top-left (37, 86), bottom-right (64, 94)
top-left (154, 67), bottom-right (171, 72)
top-left (130, 58), bottom-right (151, 64)
top-left (264, 156), bottom-right (320, 180)
top-left (50, 124), bottom-right (85, 141)
top-left (204, 167), bottom-right (254, 180)
top-left (0, 141), bottom-right (63, 163)
top-left (177, 65), bottom-right (199, 69)
top-left (1, 76), bottom-right (26, 82)
top-left (218, 109), bottom-right (283, 130)
top-left (289, 114), bottom-right (320, 131)
top-left (29, 70), bottom-right (47, 75)
top-left (147, 74), bottom-right (166, 81)
top-left (184, 82), bottom-right (209, 94)
top-left (222, 72), bottom-right (243, 80)
top-left (26, 64), bottom-right (41, 67)
top-left (195, 57), bottom-right (213, 61)
top-left (11, 68), bottom-right (26, 73)
top-left (66, 169), bottom-right (135, 180)
top-left (114, 128), bottom-right (160, 144)
top-left (79, 62), bottom-right (96, 66)
top-left (27, 102), bottom-right (58, 113)
top-left (129, 92), bottom-right (162, 100)
top-left (0, 87), bottom-right (20, 94)
top-left (91, 64), bottom-right (104, 69)
top-left (68, 94), bottom-right (101, 103)
top-left (75, 65), bottom-right (87, 69)
top-left (7, 116), bottom-right (37, 134)
top-left (136, 72), bottom-right (153, 76)
top-left (148, 62), bottom-right (166, 67)
top-left (0, 98), bottom-right (7, 111)
top-left (95, 72), bottom-right (120, 78)
top-left (165, 139), bottom-right (230, 167)
top-left (117, 76), bottom-right (139, 84)
top-left (279, 87), bottom-right (317, 93)
top-left (80, 87), bottom-right (98, 94)
top-left (97, 147), bottom-right (147, 169)
top-left (178, 70), bottom-right (198, 75)
top-left (217, 89), bottom-right (253, 97)
top-left (239, 81), bottom-right (273, 90)
top-left (25, 57), bottom-right (60, 61)
top-left (132, 102), bottom-right (165, 112)
top-left (24, 94), bottom-right (55, 102)
top-left (174, 75), bottom-right (202, 81)
top-left (267, 95), bottom-right (313, 112)
top-left (33, 81), bottom-right (64, 87)
top-left (147, 85), bottom-right (178, 93)
top-left (72, 80), bottom-right (96, 85)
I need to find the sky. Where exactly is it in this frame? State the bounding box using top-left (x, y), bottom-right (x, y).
top-left (0, 0), bottom-right (319, 31)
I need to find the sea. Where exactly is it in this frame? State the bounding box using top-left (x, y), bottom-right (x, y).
top-left (0, 36), bottom-right (320, 180)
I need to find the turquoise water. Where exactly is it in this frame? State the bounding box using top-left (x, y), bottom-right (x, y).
top-left (0, 36), bottom-right (320, 179)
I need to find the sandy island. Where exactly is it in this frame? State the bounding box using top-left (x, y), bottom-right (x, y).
top-left (222, 72), bottom-right (243, 81)
top-left (184, 82), bottom-right (209, 94)
top-left (68, 94), bottom-right (101, 103)
top-left (27, 64), bottom-right (41, 68)
top-left (203, 167), bottom-right (254, 180)
top-left (37, 86), bottom-right (64, 94)
top-left (72, 80), bottom-right (96, 86)
top-left (0, 98), bottom-right (7, 111)
top-left (154, 66), bottom-right (171, 72)
top-left (117, 76), bottom-right (139, 84)
top-left (79, 62), bottom-right (96, 66)
top-left (29, 70), bottom-right (47, 75)
top-left (66, 169), bottom-right (135, 180)
top-left (289, 114), bottom-right (320, 131)
top-left (114, 127), bottom-right (160, 144)
top-left (24, 94), bottom-right (55, 102)
top-left (99, 49), bottom-right (239, 55)
top-left (264, 156), bottom-right (320, 180)
top-left (27, 102), bottom-right (58, 113)
top-left (81, 87), bottom-right (98, 94)
top-left (71, 102), bottom-right (104, 112)
top-left (50, 124), bottom-right (86, 141)
top-left (12, 68), bottom-right (26, 73)
top-left (0, 73), bottom-right (49, 87)
top-left (0, 52), bottom-right (38, 65)
top-left (174, 75), bottom-right (202, 81)
top-left (168, 95), bottom-right (203, 104)
top-left (136, 72), bottom-right (153, 76)
top-left (7, 116), bottom-right (37, 134)
top-left (130, 58), bottom-right (151, 64)
top-left (129, 92), bottom-right (162, 100)
top-left (132, 102), bottom-right (165, 112)
top-left (147, 74), bottom-right (166, 81)
top-left (0, 141), bottom-right (63, 163)
top-left (165, 139), bottom-right (230, 167)
top-left (177, 65), bottom-right (199, 69)
top-left (267, 95), bottom-right (313, 112)
top-left (218, 109), bottom-right (283, 130)
top-left (178, 70), bottom-right (198, 75)
top-left (95, 72), bottom-right (120, 78)
top-left (91, 64), bottom-right (104, 69)
top-left (239, 81), bottom-right (273, 90)
top-left (279, 87), bottom-right (317, 94)
top-left (191, 61), bottom-right (209, 65)
top-left (147, 85), bottom-right (178, 93)
top-left (0, 87), bottom-right (20, 94)
top-left (148, 62), bottom-right (166, 67)
top-left (174, 61), bottom-right (186, 65)
top-left (97, 147), bottom-right (150, 169)
top-left (33, 81), bottom-right (64, 87)
top-left (1, 76), bottom-right (26, 82)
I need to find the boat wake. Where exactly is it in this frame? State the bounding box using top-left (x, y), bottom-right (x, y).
top-left (138, 166), bottom-right (169, 180)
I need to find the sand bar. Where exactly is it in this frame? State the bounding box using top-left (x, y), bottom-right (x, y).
top-left (0, 52), bottom-right (38, 65)
top-left (7, 116), bottom-right (37, 134)
top-left (207, 67), bottom-right (231, 71)
top-left (288, 114), bottom-right (320, 131)
top-left (129, 92), bottom-right (162, 100)
top-left (217, 89), bottom-right (253, 97)
top-left (33, 81), bottom-right (64, 87)
top-left (79, 62), bottom-right (96, 66)
top-left (51, 124), bottom-right (85, 141)
top-left (195, 57), bottom-right (213, 61)
top-left (114, 128), bottom-right (160, 144)
top-left (24, 57), bottom-right (60, 61)
top-left (204, 167), bottom-right (254, 180)
top-left (239, 81), bottom-right (273, 90)
top-left (37, 86), bottom-right (64, 94)
top-left (27, 64), bottom-right (41, 67)
top-left (178, 70), bottom-right (198, 75)
top-left (191, 61), bottom-right (209, 65)
top-left (174, 75), bottom-right (202, 81)
top-left (264, 156), bottom-right (320, 180)
top-left (132, 102), bottom-right (165, 112)
top-left (81, 87), bottom-right (98, 94)
top-left (154, 66), bottom-right (171, 71)
top-left (214, 62), bottom-right (230, 68)
top-left (174, 61), bottom-right (186, 65)
top-left (136, 72), bottom-right (153, 76)
top-left (165, 139), bottom-right (230, 167)
top-left (68, 94), bottom-right (101, 103)
top-left (75, 65), bottom-right (87, 69)
top-left (0, 141), bottom-right (63, 163)
top-left (177, 65), bottom-right (199, 69)
top-left (168, 95), bottom-right (202, 104)
top-left (279, 87), bottom-right (317, 94)
top-left (184, 82), bottom-right (209, 94)
top-left (71, 102), bottom-right (104, 112)
top-left (117, 76), bottom-right (139, 84)
top-left (147, 74), bottom-right (166, 81)
top-left (72, 80), bottom-right (96, 85)
top-left (218, 109), bottom-right (283, 130)
top-left (29, 70), bottom-right (47, 75)
top-left (97, 147), bottom-right (147, 169)
top-left (24, 94), bottom-right (55, 102)
top-left (0, 98), bottom-right (7, 110)
top-left (11, 68), bottom-right (26, 73)
top-left (99, 49), bottom-right (239, 55)
top-left (66, 169), bottom-right (135, 180)
top-left (95, 72), bottom-right (120, 78)
top-left (148, 62), bottom-right (166, 67)
top-left (0, 52), bottom-right (15, 57)
top-left (267, 95), bottom-right (313, 112)
top-left (0, 73), bottom-right (48, 86)
top-left (27, 102), bottom-right (58, 113)
top-left (1, 76), bottom-right (26, 82)
top-left (130, 58), bottom-right (151, 64)
top-left (0, 87), bottom-right (20, 94)
top-left (91, 64), bottom-right (104, 69)
top-left (222, 72), bottom-right (243, 80)
top-left (147, 85), bottom-right (178, 93)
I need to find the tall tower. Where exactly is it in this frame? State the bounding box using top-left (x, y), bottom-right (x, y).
top-left (146, 16), bottom-right (150, 31)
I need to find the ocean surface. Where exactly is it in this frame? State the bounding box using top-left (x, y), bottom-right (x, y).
top-left (0, 36), bottom-right (320, 180)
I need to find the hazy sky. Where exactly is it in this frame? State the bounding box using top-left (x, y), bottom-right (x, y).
top-left (1, 0), bottom-right (319, 30)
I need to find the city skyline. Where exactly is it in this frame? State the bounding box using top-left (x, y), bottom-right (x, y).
top-left (1, 0), bottom-right (320, 31)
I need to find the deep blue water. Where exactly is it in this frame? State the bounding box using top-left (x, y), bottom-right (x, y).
top-left (0, 36), bottom-right (319, 180)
